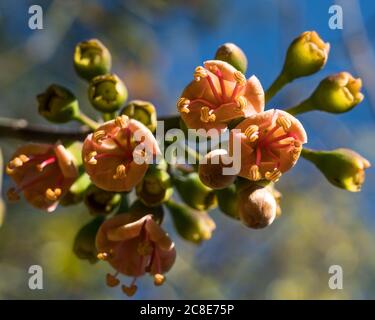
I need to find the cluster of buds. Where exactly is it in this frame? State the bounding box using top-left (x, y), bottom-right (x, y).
top-left (3, 33), bottom-right (370, 297)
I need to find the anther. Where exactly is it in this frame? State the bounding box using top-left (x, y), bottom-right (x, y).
top-left (236, 96), bottom-right (248, 111)
top-left (153, 274), bottom-right (165, 286)
top-left (97, 252), bottom-right (109, 260)
top-left (276, 116), bottom-right (292, 132)
top-left (234, 70), bottom-right (246, 86)
top-left (106, 273), bottom-right (120, 287)
top-left (45, 188), bottom-right (62, 201)
top-left (113, 164), bottom-right (127, 179)
top-left (18, 154), bottom-right (30, 163)
top-left (9, 157), bottom-right (23, 169)
top-left (177, 97), bottom-right (190, 114)
top-left (200, 107), bottom-right (216, 123)
top-left (93, 130), bottom-right (106, 143)
top-left (85, 151), bottom-right (97, 165)
top-left (249, 165), bottom-right (262, 181)
top-left (115, 115), bottom-right (129, 129)
top-left (265, 169), bottom-right (282, 182)
top-left (244, 125), bottom-right (259, 142)
top-left (122, 284), bottom-right (137, 297)
top-left (194, 66), bottom-right (208, 81)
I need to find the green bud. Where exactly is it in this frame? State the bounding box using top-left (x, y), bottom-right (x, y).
top-left (120, 100), bottom-right (157, 132)
top-left (128, 200), bottom-right (164, 224)
top-left (215, 184), bottom-right (239, 220)
top-left (37, 84), bottom-right (80, 123)
top-left (136, 165), bottom-right (173, 207)
top-left (60, 172), bottom-right (91, 206)
top-left (173, 172), bottom-right (217, 211)
top-left (166, 200), bottom-right (215, 244)
top-left (237, 185), bottom-right (277, 229)
top-left (84, 185), bottom-right (121, 216)
top-left (73, 217), bottom-right (104, 264)
top-left (282, 31), bottom-right (330, 80)
top-left (74, 39), bottom-right (112, 81)
top-left (302, 148), bottom-right (371, 192)
top-left (215, 43), bottom-right (248, 74)
top-left (88, 74), bottom-right (128, 113)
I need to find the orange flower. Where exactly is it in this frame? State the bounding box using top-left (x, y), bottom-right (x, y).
top-left (6, 143), bottom-right (78, 212)
top-left (177, 60), bottom-right (264, 132)
top-left (229, 109), bottom-right (307, 182)
top-left (82, 115), bottom-right (160, 192)
top-left (96, 213), bottom-right (176, 296)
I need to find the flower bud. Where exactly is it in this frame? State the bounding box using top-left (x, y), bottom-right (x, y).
top-left (37, 85), bottom-right (80, 123)
top-left (302, 148), bottom-right (371, 192)
top-left (84, 185), bottom-right (121, 216)
top-left (74, 39), bottom-right (112, 81)
top-left (237, 185), bottom-right (277, 229)
top-left (88, 74), bottom-right (128, 113)
top-left (121, 100), bottom-right (157, 133)
top-left (173, 172), bottom-right (217, 211)
top-left (166, 200), bottom-right (215, 244)
top-left (73, 217), bottom-right (104, 264)
top-left (199, 149), bottom-right (236, 190)
top-left (215, 43), bottom-right (248, 74)
top-left (128, 200), bottom-right (164, 224)
top-left (215, 184), bottom-right (239, 219)
top-left (266, 183), bottom-right (282, 218)
top-left (282, 31), bottom-right (330, 80)
top-left (136, 165), bottom-right (173, 207)
top-left (60, 172), bottom-right (91, 206)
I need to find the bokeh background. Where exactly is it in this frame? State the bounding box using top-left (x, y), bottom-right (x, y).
top-left (0, 0), bottom-right (375, 299)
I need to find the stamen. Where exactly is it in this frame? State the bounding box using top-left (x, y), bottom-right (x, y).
top-left (85, 151), bottom-right (97, 165)
top-left (154, 274), bottom-right (165, 286)
top-left (256, 147), bottom-right (262, 166)
top-left (190, 98), bottom-right (218, 110)
top-left (45, 188), bottom-right (62, 201)
top-left (115, 115), bottom-right (129, 129)
top-left (113, 164), bottom-right (127, 179)
top-left (36, 156), bottom-right (56, 172)
top-left (206, 75), bottom-right (222, 103)
top-left (276, 116), bottom-right (292, 132)
top-left (249, 165), bottom-right (261, 181)
top-left (177, 98), bottom-right (190, 113)
top-left (7, 188), bottom-right (20, 201)
top-left (194, 66), bottom-right (208, 81)
top-left (267, 133), bottom-right (291, 145)
top-left (211, 66), bottom-right (226, 99)
top-left (8, 157), bottom-right (24, 169)
top-left (236, 96), bottom-right (248, 111)
top-left (265, 169), bottom-right (282, 182)
top-left (122, 284), bottom-right (137, 297)
top-left (234, 71), bottom-right (246, 86)
top-left (244, 125), bottom-right (259, 142)
top-left (93, 130), bottom-right (106, 143)
top-left (106, 273), bottom-right (120, 287)
top-left (200, 107), bottom-right (216, 123)
top-left (97, 252), bottom-right (109, 260)
top-left (19, 154), bottom-right (30, 163)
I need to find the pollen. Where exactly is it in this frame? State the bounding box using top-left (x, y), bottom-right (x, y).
top-left (194, 66), bottom-right (208, 81)
top-left (85, 151), bottom-right (97, 165)
top-left (249, 165), bottom-right (261, 181)
top-left (7, 188), bottom-right (20, 201)
top-left (200, 107), bottom-right (216, 123)
top-left (106, 273), bottom-right (120, 287)
top-left (277, 116), bottom-right (292, 132)
top-left (234, 70), bottom-right (246, 86)
top-left (153, 274), bottom-right (165, 286)
top-left (244, 125), bottom-right (259, 142)
top-left (265, 169), bottom-right (282, 182)
top-left (115, 115), bottom-right (129, 129)
top-left (113, 164), bottom-right (127, 179)
top-left (236, 96), bottom-right (248, 111)
top-left (177, 97), bottom-right (190, 113)
top-left (45, 188), bottom-right (62, 201)
top-left (93, 130), bottom-right (106, 143)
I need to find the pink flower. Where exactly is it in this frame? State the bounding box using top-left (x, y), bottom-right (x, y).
top-left (82, 115), bottom-right (160, 192)
top-left (96, 213), bottom-right (176, 296)
top-left (6, 143), bottom-right (78, 212)
top-left (177, 60), bottom-right (264, 132)
top-left (229, 109), bottom-right (307, 182)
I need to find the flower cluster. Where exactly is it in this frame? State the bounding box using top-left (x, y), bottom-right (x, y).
top-left (3, 33), bottom-right (371, 297)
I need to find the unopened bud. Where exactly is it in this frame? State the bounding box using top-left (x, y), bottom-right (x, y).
top-left (215, 184), bottom-right (239, 220)
top-left (215, 43), bottom-right (248, 74)
top-left (74, 39), bottom-right (112, 81)
top-left (121, 100), bottom-right (157, 133)
top-left (60, 172), bottom-right (91, 206)
top-left (84, 185), bottom-right (121, 216)
top-left (302, 148), bottom-right (371, 192)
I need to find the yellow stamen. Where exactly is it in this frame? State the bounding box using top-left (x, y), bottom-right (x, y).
top-left (6, 165), bottom-right (15, 175)
top-left (122, 284), bottom-right (137, 297)
top-left (236, 96), bottom-right (248, 111)
top-left (9, 157), bottom-right (23, 169)
top-left (97, 252), bottom-right (109, 260)
top-left (85, 151), bottom-right (97, 165)
top-left (106, 273), bottom-right (120, 287)
top-left (265, 169), bottom-right (282, 182)
top-left (249, 165), bottom-right (261, 181)
top-left (234, 70), bottom-right (246, 85)
top-left (200, 107), bottom-right (216, 123)
top-left (93, 130), bottom-right (106, 143)
top-left (115, 115), bottom-right (129, 129)
top-left (154, 274), bottom-right (165, 286)
top-left (19, 154), bottom-right (30, 163)
top-left (113, 164), bottom-right (127, 179)
top-left (194, 66), bottom-right (208, 81)
top-left (244, 125), bottom-right (259, 142)
top-left (276, 116), bottom-right (292, 132)
top-left (177, 97), bottom-right (190, 114)
top-left (7, 188), bottom-right (20, 201)
top-left (45, 188), bottom-right (62, 201)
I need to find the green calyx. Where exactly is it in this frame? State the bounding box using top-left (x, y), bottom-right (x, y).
top-left (74, 39), bottom-right (112, 81)
top-left (215, 42), bottom-right (248, 74)
top-left (121, 100), bottom-right (157, 133)
top-left (84, 185), bottom-right (122, 216)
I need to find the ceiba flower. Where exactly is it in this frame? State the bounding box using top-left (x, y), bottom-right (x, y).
top-left (177, 60), bottom-right (264, 132)
top-left (82, 115), bottom-right (160, 192)
top-left (96, 213), bottom-right (176, 296)
top-left (6, 143), bottom-right (78, 212)
top-left (230, 109), bottom-right (307, 182)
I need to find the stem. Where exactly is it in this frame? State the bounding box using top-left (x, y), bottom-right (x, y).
top-left (285, 99), bottom-right (314, 116)
top-left (265, 72), bottom-right (291, 103)
top-left (301, 147), bottom-right (319, 163)
top-left (74, 112), bottom-right (99, 130)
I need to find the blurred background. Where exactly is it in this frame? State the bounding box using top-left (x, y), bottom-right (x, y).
top-left (0, 0), bottom-right (375, 299)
